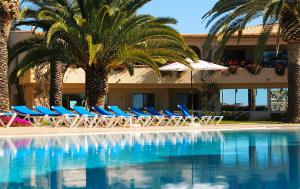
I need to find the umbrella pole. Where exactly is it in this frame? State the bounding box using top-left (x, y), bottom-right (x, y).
top-left (191, 70), bottom-right (194, 113)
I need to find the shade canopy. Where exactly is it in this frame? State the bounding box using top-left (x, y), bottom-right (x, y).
top-left (159, 59), bottom-right (228, 71)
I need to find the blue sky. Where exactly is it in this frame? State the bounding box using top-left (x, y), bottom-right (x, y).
top-left (139, 0), bottom-right (218, 34)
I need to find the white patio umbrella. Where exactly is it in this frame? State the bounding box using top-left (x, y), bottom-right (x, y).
top-left (159, 59), bottom-right (227, 111)
top-left (159, 58), bottom-right (228, 71)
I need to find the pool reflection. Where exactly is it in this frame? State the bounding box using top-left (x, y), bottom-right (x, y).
top-left (0, 131), bottom-right (299, 189)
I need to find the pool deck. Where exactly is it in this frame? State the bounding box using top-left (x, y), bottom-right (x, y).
top-left (1, 124), bottom-right (300, 138)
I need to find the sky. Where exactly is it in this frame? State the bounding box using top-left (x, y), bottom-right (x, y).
top-left (138, 0), bottom-right (218, 34)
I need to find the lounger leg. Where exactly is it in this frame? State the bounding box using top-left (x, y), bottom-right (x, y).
top-left (165, 118), bottom-right (172, 127)
top-left (74, 117), bottom-right (84, 128)
top-left (174, 118), bottom-right (182, 127)
top-left (203, 116), bottom-right (212, 125)
top-left (214, 116), bottom-right (224, 125)
top-left (94, 117), bottom-right (103, 128)
top-left (111, 117), bottom-right (120, 127)
top-left (106, 118), bottom-right (116, 128)
top-left (145, 117), bottom-right (152, 127)
top-left (51, 116), bottom-right (65, 128)
top-left (32, 116), bottom-right (44, 127)
top-left (154, 117), bottom-right (164, 127)
top-left (0, 119), bottom-right (5, 127)
top-left (181, 118), bottom-right (188, 127)
top-left (4, 113), bottom-right (17, 128)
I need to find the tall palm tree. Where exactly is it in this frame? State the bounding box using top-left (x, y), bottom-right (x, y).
top-left (203, 0), bottom-right (300, 123)
top-left (37, 0), bottom-right (195, 108)
top-left (0, 0), bottom-right (20, 111)
top-left (9, 35), bottom-right (70, 106)
top-left (9, 0), bottom-right (78, 106)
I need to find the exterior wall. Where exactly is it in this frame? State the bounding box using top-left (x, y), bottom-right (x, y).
top-left (108, 88), bottom-right (169, 110)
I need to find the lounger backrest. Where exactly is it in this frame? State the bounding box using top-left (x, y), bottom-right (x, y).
top-left (73, 106), bottom-right (96, 116)
top-left (146, 107), bottom-right (162, 116)
top-left (178, 104), bottom-right (192, 117)
top-left (131, 107), bottom-right (149, 116)
top-left (93, 106), bottom-right (114, 116)
top-left (35, 106), bottom-right (61, 116)
top-left (163, 109), bottom-right (174, 117)
top-left (12, 106), bottom-right (44, 116)
top-left (52, 106), bottom-right (76, 115)
top-left (109, 106), bottom-right (130, 116)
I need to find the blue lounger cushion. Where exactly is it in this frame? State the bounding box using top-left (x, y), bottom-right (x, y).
top-left (73, 106), bottom-right (97, 117)
top-left (131, 107), bottom-right (151, 117)
top-left (52, 106), bottom-right (78, 117)
top-left (93, 106), bottom-right (116, 117)
top-left (146, 107), bottom-right (165, 117)
top-left (35, 106), bottom-right (62, 116)
top-left (178, 104), bottom-right (194, 118)
top-left (109, 106), bottom-right (132, 117)
top-left (13, 106), bottom-right (45, 116)
top-left (163, 109), bottom-right (181, 117)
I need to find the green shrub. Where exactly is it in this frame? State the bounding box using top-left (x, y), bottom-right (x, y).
top-left (203, 111), bottom-right (250, 121)
top-left (222, 111), bottom-right (250, 121)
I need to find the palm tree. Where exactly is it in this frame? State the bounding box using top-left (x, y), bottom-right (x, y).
top-left (37, 0), bottom-right (195, 108)
top-left (0, 0), bottom-right (20, 111)
top-left (9, 0), bottom-right (78, 106)
top-left (9, 35), bottom-right (70, 106)
top-left (203, 0), bottom-right (300, 123)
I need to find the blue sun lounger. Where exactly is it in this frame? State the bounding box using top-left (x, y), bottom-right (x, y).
top-left (34, 106), bottom-right (68, 127)
top-left (12, 106), bottom-right (46, 126)
top-left (0, 112), bottom-right (17, 128)
top-left (51, 106), bottom-right (81, 128)
top-left (92, 106), bottom-right (119, 127)
top-left (178, 104), bottom-right (222, 125)
top-left (177, 104), bottom-right (211, 126)
top-left (72, 106), bottom-right (102, 128)
top-left (162, 109), bottom-right (183, 127)
top-left (130, 107), bottom-right (152, 127)
top-left (108, 106), bottom-right (135, 127)
top-left (145, 107), bottom-right (166, 126)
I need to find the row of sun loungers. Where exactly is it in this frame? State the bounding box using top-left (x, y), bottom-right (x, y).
top-left (0, 105), bottom-right (223, 128)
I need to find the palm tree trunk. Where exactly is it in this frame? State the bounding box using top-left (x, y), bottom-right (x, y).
top-left (49, 61), bottom-right (63, 106)
top-left (85, 66), bottom-right (108, 108)
top-left (0, 20), bottom-right (12, 112)
top-left (0, 0), bottom-right (19, 112)
top-left (287, 42), bottom-right (300, 123)
top-left (248, 89), bottom-right (256, 111)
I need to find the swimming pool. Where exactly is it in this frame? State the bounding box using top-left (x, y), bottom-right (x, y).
top-left (0, 130), bottom-right (299, 189)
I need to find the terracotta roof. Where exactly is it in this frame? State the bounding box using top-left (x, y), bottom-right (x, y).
top-left (182, 24), bottom-right (279, 38)
top-left (14, 24), bottom-right (280, 39)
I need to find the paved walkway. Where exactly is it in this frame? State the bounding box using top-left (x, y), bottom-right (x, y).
top-left (1, 124), bottom-right (300, 138)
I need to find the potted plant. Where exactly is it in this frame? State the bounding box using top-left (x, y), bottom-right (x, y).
top-left (274, 64), bottom-right (285, 76)
top-left (245, 64), bottom-right (262, 75)
top-left (227, 60), bottom-right (239, 74)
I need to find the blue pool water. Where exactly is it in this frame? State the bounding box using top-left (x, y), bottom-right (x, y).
top-left (1, 130), bottom-right (300, 189)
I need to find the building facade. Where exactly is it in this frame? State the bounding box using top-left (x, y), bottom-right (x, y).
top-left (8, 25), bottom-right (288, 120)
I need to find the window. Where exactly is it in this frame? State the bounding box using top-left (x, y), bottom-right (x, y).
top-left (132, 93), bottom-right (155, 109)
top-left (223, 50), bottom-right (246, 65)
top-left (63, 93), bottom-right (86, 109)
top-left (255, 89), bottom-right (268, 111)
top-left (189, 46), bottom-right (201, 59)
top-left (220, 89), bottom-right (248, 111)
top-left (262, 51), bottom-right (287, 67)
top-left (177, 93), bottom-right (198, 110)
